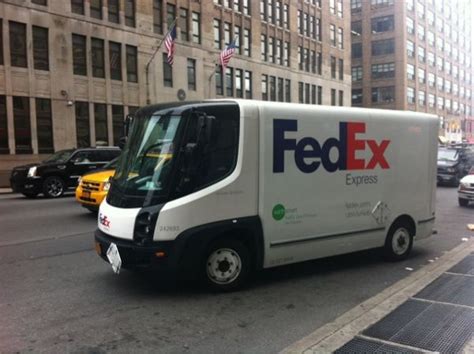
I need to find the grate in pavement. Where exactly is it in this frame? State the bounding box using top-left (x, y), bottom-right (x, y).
top-left (363, 299), bottom-right (474, 353)
top-left (334, 336), bottom-right (421, 353)
top-left (448, 255), bottom-right (474, 275)
top-left (414, 273), bottom-right (474, 307)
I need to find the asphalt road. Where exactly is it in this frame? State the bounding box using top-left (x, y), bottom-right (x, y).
top-left (0, 187), bottom-right (472, 353)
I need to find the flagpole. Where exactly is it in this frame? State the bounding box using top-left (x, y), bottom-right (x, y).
top-left (145, 18), bottom-right (178, 105)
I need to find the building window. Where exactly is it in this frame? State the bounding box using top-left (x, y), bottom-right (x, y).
top-left (236, 69), bottom-right (243, 98)
top-left (418, 46), bottom-right (425, 62)
top-left (337, 28), bottom-right (343, 49)
top-left (283, 4), bottom-right (289, 29)
top-left (298, 82), bottom-right (304, 103)
top-left (417, 24), bottom-right (425, 41)
top-left (330, 56), bottom-right (336, 79)
top-left (407, 64), bottom-right (415, 80)
top-left (371, 15), bottom-right (394, 33)
top-left (187, 58), bottom-right (196, 91)
top-left (10, 22), bottom-right (27, 68)
top-left (351, 21), bottom-right (362, 37)
top-left (192, 12), bottom-right (201, 44)
top-left (337, 0), bottom-right (343, 17)
top-left (214, 19), bottom-right (221, 49)
top-left (215, 66), bottom-right (223, 95)
top-left (36, 98), bottom-right (53, 153)
top-left (407, 87), bottom-right (415, 104)
top-left (371, 0), bottom-right (394, 8)
top-left (407, 17), bottom-right (414, 34)
top-left (339, 90), bottom-right (344, 106)
top-left (418, 68), bottom-right (425, 84)
top-left (245, 71), bottom-right (252, 99)
top-left (126, 45), bottom-right (138, 83)
top-left (285, 79), bottom-right (291, 102)
top-left (428, 94), bottom-right (435, 108)
top-left (372, 86), bottom-right (395, 103)
top-left (311, 85), bottom-right (316, 104)
top-left (32, 0), bottom-right (47, 5)
top-left (428, 73), bottom-right (435, 88)
top-left (352, 89), bottom-right (362, 104)
top-left (224, 22), bottom-right (231, 46)
top-left (406, 40), bottom-right (415, 57)
top-left (75, 102), bottom-right (90, 148)
top-left (268, 37), bottom-right (274, 63)
top-left (94, 103), bottom-right (108, 145)
top-left (179, 8), bottom-right (189, 41)
top-left (163, 53), bottom-right (173, 87)
top-left (352, 66), bottom-right (362, 81)
top-left (351, 0), bottom-right (362, 13)
top-left (90, 0), bottom-right (102, 19)
top-left (33, 26), bottom-right (49, 71)
top-left (243, 29), bottom-right (251, 57)
top-left (234, 26), bottom-right (241, 55)
top-left (330, 0), bottom-right (336, 14)
top-left (91, 38), bottom-right (105, 78)
top-left (125, 0), bottom-right (135, 27)
top-left (109, 41), bottom-right (122, 81)
top-left (428, 52), bottom-right (435, 67)
top-left (261, 34), bottom-right (267, 61)
top-left (338, 59), bottom-right (344, 80)
top-left (112, 105), bottom-right (124, 146)
top-left (0, 96), bottom-right (8, 154)
top-left (262, 75), bottom-right (268, 100)
top-left (72, 34), bottom-right (87, 76)
top-left (371, 38), bottom-right (395, 56)
top-left (418, 91), bottom-right (426, 106)
top-left (371, 62), bottom-right (395, 79)
top-left (406, 0), bottom-right (413, 11)
top-left (153, 0), bottom-right (162, 34)
top-left (331, 89), bottom-right (336, 106)
top-left (277, 77), bottom-right (284, 102)
top-left (269, 76), bottom-right (276, 101)
top-left (71, 0), bottom-right (85, 15)
top-left (108, 0), bottom-right (120, 23)
top-left (352, 43), bottom-right (362, 58)
top-left (13, 96), bottom-right (32, 154)
top-left (305, 83), bottom-right (310, 104)
top-left (330, 25), bottom-right (336, 46)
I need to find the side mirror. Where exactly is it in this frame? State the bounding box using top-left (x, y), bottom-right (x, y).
top-left (118, 136), bottom-right (127, 150)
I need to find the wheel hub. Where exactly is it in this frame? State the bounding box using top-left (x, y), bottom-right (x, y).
top-left (206, 248), bottom-right (241, 285)
top-left (392, 228), bottom-right (410, 255)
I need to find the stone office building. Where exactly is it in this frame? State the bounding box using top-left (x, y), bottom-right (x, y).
top-left (0, 0), bottom-right (351, 186)
top-left (350, 0), bottom-right (474, 142)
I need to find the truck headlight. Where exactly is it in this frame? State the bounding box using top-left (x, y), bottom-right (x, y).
top-left (103, 181), bottom-right (110, 191)
top-left (27, 166), bottom-right (37, 178)
top-left (459, 182), bottom-right (469, 191)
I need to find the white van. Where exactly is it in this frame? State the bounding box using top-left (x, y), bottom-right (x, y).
top-left (95, 100), bottom-right (438, 290)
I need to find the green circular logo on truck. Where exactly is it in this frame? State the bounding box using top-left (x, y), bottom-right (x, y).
top-left (272, 204), bottom-right (286, 221)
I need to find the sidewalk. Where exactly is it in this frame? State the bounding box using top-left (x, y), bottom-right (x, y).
top-left (0, 188), bottom-right (13, 194)
top-left (281, 238), bottom-right (474, 354)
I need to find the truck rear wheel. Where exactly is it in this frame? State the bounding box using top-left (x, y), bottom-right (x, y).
top-left (384, 221), bottom-right (414, 261)
top-left (203, 238), bottom-right (251, 292)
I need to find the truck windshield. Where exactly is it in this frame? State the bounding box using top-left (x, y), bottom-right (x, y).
top-left (111, 113), bottom-right (182, 201)
top-left (438, 148), bottom-right (458, 162)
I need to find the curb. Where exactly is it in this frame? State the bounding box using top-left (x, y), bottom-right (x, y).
top-left (280, 238), bottom-right (474, 353)
top-left (0, 188), bottom-right (13, 194)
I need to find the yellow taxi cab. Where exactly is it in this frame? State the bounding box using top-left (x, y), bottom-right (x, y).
top-left (75, 158), bottom-right (117, 212)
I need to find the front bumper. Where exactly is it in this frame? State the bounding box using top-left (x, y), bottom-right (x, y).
top-left (10, 177), bottom-right (42, 194)
top-left (458, 191), bottom-right (474, 201)
top-left (94, 229), bottom-right (178, 271)
top-left (437, 173), bottom-right (457, 184)
top-left (75, 186), bottom-right (107, 209)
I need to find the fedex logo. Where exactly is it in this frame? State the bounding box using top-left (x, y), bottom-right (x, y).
top-left (273, 119), bottom-right (390, 173)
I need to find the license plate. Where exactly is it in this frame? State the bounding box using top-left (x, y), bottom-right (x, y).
top-left (83, 191), bottom-right (91, 199)
top-left (106, 243), bottom-right (122, 274)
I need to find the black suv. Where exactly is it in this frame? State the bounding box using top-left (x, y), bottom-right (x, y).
top-left (10, 147), bottom-right (121, 198)
top-left (437, 146), bottom-right (474, 186)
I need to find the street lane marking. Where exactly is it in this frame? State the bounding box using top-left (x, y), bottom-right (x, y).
top-left (0, 231), bottom-right (94, 248)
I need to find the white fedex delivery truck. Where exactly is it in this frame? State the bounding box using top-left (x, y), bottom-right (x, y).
top-left (95, 100), bottom-right (438, 290)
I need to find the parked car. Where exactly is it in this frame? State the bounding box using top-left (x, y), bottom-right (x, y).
top-left (75, 157), bottom-right (118, 212)
top-left (10, 147), bottom-right (121, 198)
top-left (458, 170), bottom-right (474, 206)
top-left (437, 147), bottom-right (474, 186)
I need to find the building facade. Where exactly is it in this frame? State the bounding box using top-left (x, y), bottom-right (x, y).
top-left (350, 0), bottom-right (474, 142)
top-left (0, 0), bottom-right (351, 186)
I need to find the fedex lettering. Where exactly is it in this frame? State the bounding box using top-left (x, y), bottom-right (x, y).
top-left (273, 119), bottom-right (390, 173)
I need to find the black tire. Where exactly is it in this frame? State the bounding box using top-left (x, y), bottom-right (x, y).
top-left (42, 176), bottom-right (65, 198)
top-left (459, 198), bottom-right (469, 207)
top-left (202, 238), bottom-right (251, 292)
top-left (384, 221), bottom-right (414, 261)
top-left (22, 192), bottom-right (38, 199)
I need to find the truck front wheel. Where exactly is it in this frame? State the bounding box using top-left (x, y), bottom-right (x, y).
top-left (203, 238), bottom-right (251, 292)
top-left (384, 221), bottom-right (414, 261)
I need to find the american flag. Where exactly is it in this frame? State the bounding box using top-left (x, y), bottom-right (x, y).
top-left (164, 24), bottom-right (177, 66)
top-left (220, 39), bottom-right (237, 72)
